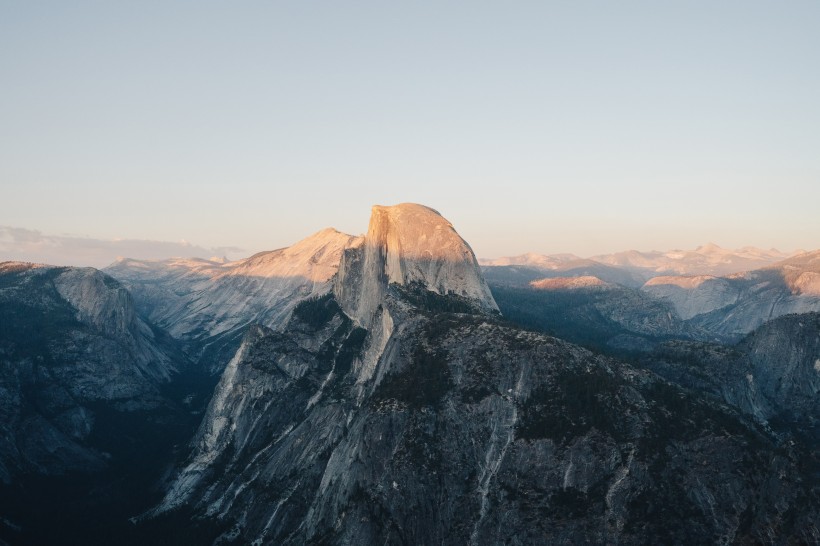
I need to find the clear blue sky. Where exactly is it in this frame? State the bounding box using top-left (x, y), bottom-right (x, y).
top-left (2, 1), bottom-right (819, 262)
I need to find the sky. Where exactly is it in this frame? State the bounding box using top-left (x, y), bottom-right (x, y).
top-left (2, 1), bottom-right (819, 266)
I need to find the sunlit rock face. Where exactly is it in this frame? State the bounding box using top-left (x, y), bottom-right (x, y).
top-left (335, 203), bottom-right (498, 326)
top-left (107, 228), bottom-right (362, 373)
top-left (640, 252), bottom-right (820, 339)
top-left (777, 250), bottom-right (820, 296)
top-left (150, 206), bottom-right (817, 545)
top-left (108, 228), bottom-right (361, 339)
top-left (529, 275), bottom-right (610, 290)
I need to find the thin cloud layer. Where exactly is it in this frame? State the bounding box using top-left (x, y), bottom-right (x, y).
top-left (0, 226), bottom-right (244, 268)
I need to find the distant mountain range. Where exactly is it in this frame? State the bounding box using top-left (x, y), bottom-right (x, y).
top-left (482, 246), bottom-right (820, 344)
top-left (480, 243), bottom-right (798, 279)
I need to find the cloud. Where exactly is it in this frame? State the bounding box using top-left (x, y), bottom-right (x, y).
top-left (0, 226), bottom-right (245, 268)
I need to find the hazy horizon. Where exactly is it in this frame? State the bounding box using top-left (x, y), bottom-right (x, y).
top-left (0, 220), bottom-right (809, 269)
top-left (3, 2), bottom-right (819, 261)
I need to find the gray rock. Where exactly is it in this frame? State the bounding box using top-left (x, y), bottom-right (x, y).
top-left (154, 292), bottom-right (817, 544)
top-left (642, 252), bottom-right (820, 340)
top-left (105, 229), bottom-right (362, 374)
top-left (0, 262), bottom-right (176, 481)
top-left (646, 313), bottom-right (820, 431)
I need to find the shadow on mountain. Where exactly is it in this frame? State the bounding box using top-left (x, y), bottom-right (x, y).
top-left (488, 280), bottom-right (702, 357)
top-left (0, 263), bottom-right (220, 545)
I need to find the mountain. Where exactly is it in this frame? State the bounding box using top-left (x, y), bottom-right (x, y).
top-left (768, 249), bottom-right (820, 295)
top-left (529, 275), bottom-right (611, 290)
top-left (2, 207), bottom-right (817, 544)
top-left (0, 262), bottom-right (205, 543)
top-left (484, 249), bottom-right (820, 348)
top-left (642, 250), bottom-right (820, 339)
top-left (335, 203), bottom-right (497, 324)
top-left (643, 312), bottom-right (820, 435)
top-left (144, 205), bottom-right (817, 545)
top-left (489, 279), bottom-right (702, 354)
top-left (0, 262), bottom-right (177, 480)
top-left (481, 260), bottom-right (644, 288)
top-left (479, 252), bottom-right (584, 269)
top-left (481, 244), bottom-right (791, 283)
top-left (591, 243), bottom-right (791, 278)
top-left (105, 228), bottom-right (361, 373)
top-left (642, 275), bottom-right (741, 320)
top-left (738, 312), bottom-right (820, 428)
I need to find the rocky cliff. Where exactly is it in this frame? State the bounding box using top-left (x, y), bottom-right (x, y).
top-left (335, 203), bottom-right (497, 326)
top-left (645, 313), bottom-right (820, 433)
top-left (0, 262), bottom-right (178, 482)
top-left (641, 252), bottom-right (820, 340)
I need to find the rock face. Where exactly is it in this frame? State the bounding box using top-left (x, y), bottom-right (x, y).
top-left (0, 262), bottom-right (176, 483)
top-left (641, 252), bottom-right (820, 339)
top-left (150, 207), bottom-right (817, 545)
top-left (529, 275), bottom-right (611, 290)
top-left (646, 313), bottom-right (820, 431)
top-left (336, 204), bottom-right (497, 325)
top-left (739, 313), bottom-right (820, 425)
top-left (642, 275), bottom-right (741, 320)
top-left (106, 228), bottom-right (361, 373)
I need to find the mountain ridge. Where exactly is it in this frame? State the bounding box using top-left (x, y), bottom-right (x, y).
top-left (481, 243), bottom-right (796, 279)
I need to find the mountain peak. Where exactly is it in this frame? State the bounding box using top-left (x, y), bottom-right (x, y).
top-left (367, 203), bottom-right (471, 263)
top-left (335, 203), bottom-right (497, 323)
top-left (372, 202), bottom-right (442, 216)
top-left (236, 228), bottom-right (360, 280)
top-left (695, 242), bottom-right (724, 253)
